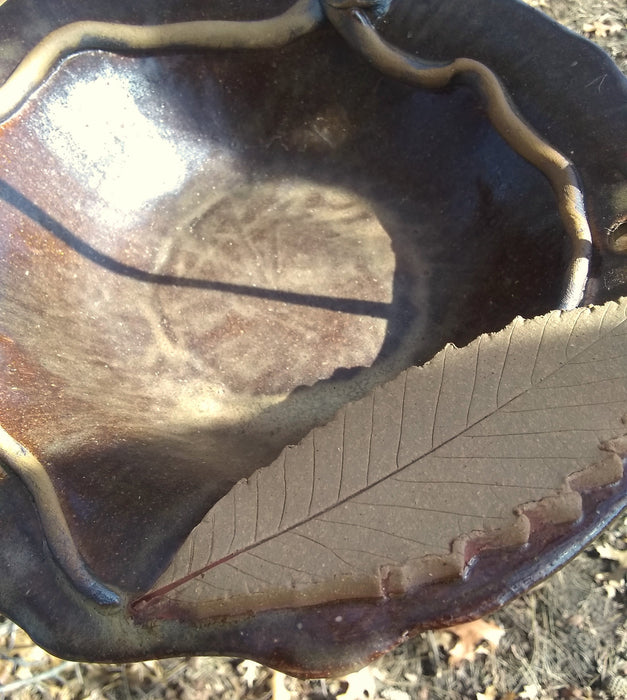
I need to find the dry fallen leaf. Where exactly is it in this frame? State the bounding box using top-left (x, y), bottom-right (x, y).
top-left (445, 619), bottom-right (505, 666)
top-left (336, 666), bottom-right (378, 700)
top-left (594, 539), bottom-right (627, 597)
top-left (476, 685), bottom-right (499, 700)
top-left (582, 14), bottom-right (624, 38)
top-left (238, 659), bottom-right (263, 688)
top-left (519, 684), bottom-right (541, 699)
top-left (271, 669), bottom-right (293, 700)
top-left (595, 542), bottom-right (627, 568)
top-left (380, 687), bottom-right (412, 700)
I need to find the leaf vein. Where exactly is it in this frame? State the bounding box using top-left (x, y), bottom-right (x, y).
top-left (290, 531), bottom-right (365, 572)
top-left (253, 473), bottom-right (260, 543)
top-left (502, 400), bottom-right (624, 414)
top-left (470, 428), bottom-right (609, 436)
top-left (206, 513), bottom-right (215, 564)
top-left (396, 371), bottom-right (409, 470)
top-left (391, 476), bottom-right (555, 490)
top-left (496, 322), bottom-right (515, 407)
top-left (366, 393), bottom-right (374, 484)
top-left (247, 552), bottom-right (312, 576)
top-left (308, 430), bottom-right (317, 517)
top-left (431, 345), bottom-right (447, 448)
top-left (526, 373), bottom-right (627, 390)
top-left (317, 517), bottom-right (434, 548)
top-left (278, 451), bottom-right (288, 529)
top-left (351, 500), bottom-right (505, 519)
top-left (530, 314), bottom-right (549, 385)
top-left (564, 307), bottom-right (586, 362)
top-left (466, 336), bottom-right (482, 426)
top-left (569, 353), bottom-right (627, 365)
top-left (224, 562), bottom-right (274, 586)
top-left (227, 488), bottom-right (237, 556)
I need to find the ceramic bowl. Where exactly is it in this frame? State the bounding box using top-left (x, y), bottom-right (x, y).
top-left (0, 0), bottom-right (624, 675)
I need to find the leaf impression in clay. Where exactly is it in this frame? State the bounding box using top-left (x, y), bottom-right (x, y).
top-left (134, 299), bottom-right (627, 619)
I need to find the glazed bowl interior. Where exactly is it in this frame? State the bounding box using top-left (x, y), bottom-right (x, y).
top-left (0, 27), bottom-right (571, 587)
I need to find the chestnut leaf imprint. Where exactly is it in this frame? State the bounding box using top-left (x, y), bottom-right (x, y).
top-left (135, 299), bottom-right (627, 618)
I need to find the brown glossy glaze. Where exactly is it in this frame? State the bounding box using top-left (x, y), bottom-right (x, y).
top-left (373, 0), bottom-right (627, 303)
top-left (0, 0), bottom-right (624, 675)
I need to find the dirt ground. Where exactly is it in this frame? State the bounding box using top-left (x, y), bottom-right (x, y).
top-left (527, 0), bottom-right (625, 71)
top-left (0, 1), bottom-right (626, 699)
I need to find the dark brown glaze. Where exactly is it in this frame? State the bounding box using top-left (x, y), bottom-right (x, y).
top-left (324, 2), bottom-right (593, 309)
top-left (0, 0), bottom-right (624, 675)
top-left (368, 0), bottom-right (627, 301)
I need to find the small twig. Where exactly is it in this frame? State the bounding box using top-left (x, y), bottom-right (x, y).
top-left (426, 630), bottom-right (442, 674)
top-left (0, 652), bottom-right (46, 668)
top-left (0, 660), bottom-right (76, 695)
